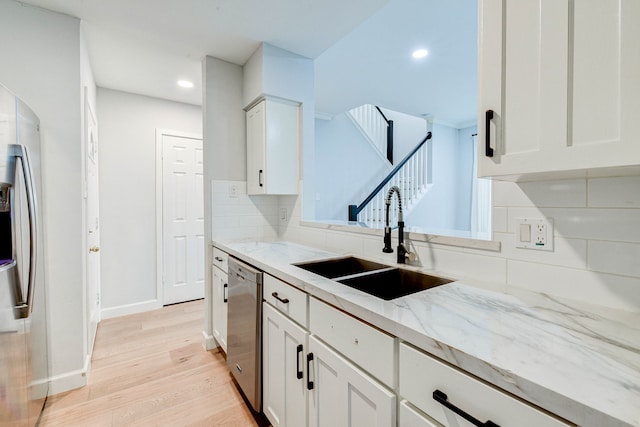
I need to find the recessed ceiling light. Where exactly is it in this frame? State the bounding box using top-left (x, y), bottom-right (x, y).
top-left (412, 49), bottom-right (429, 59)
top-left (177, 80), bottom-right (194, 88)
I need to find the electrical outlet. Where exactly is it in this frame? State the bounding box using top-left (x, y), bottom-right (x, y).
top-left (516, 218), bottom-right (554, 251)
top-left (280, 207), bottom-right (288, 223)
top-left (229, 184), bottom-right (238, 198)
top-left (535, 223), bottom-right (547, 246)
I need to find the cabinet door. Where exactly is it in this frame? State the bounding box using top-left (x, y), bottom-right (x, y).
top-left (211, 266), bottom-right (228, 353)
top-left (247, 100), bottom-right (266, 195)
top-left (399, 401), bottom-right (440, 427)
top-left (246, 98), bottom-right (299, 195)
top-left (478, 0), bottom-right (640, 177)
top-left (567, 0), bottom-right (640, 169)
top-left (264, 99), bottom-right (299, 195)
top-left (308, 335), bottom-right (395, 427)
top-left (478, 0), bottom-right (569, 177)
top-left (262, 303), bottom-right (308, 427)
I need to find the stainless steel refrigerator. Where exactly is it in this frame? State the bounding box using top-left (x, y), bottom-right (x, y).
top-left (0, 83), bottom-right (49, 426)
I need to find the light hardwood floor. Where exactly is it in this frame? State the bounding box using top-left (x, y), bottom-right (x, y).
top-left (39, 300), bottom-right (267, 427)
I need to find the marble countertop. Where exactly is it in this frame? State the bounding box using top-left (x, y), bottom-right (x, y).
top-left (214, 240), bottom-right (640, 427)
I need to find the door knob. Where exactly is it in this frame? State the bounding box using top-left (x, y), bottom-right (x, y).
top-left (89, 246), bottom-right (100, 252)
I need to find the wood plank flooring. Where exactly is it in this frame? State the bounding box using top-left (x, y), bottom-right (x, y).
top-left (39, 300), bottom-right (267, 427)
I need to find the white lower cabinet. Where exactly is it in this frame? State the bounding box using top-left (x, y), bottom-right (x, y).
top-left (211, 265), bottom-right (228, 353)
top-left (258, 273), bottom-right (572, 427)
top-left (307, 335), bottom-right (395, 427)
top-left (399, 343), bottom-right (572, 427)
top-left (399, 401), bottom-right (440, 427)
top-left (262, 303), bottom-right (308, 427)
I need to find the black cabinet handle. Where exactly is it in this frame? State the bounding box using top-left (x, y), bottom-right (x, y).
top-left (271, 292), bottom-right (289, 304)
top-left (259, 169), bottom-right (264, 187)
top-left (485, 109), bottom-right (494, 158)
top-left (306, 353), bottom-right (314, 390)
top-left (214, 256), bottom-right (224, 262)
top-left (433, 390), bottom-right (500, 427)
top-left (223, 283), bottom-right (228, 303)
top-left (296, 344), bottom-right (304, 380)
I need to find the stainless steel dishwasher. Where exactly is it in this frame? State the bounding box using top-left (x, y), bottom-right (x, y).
top-left (227, 257), bottom-right (263, 412)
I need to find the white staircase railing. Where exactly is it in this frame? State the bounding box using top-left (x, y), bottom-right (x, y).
top-left (347, 104), bottom-right (391, 164)
top-left (349, 132), bottom-right (432, 227)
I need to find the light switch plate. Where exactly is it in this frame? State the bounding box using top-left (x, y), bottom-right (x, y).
top-left (515, 218), bottom-right (554, 251)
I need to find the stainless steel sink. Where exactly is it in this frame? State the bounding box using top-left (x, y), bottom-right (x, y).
top-left (293, 256), bottom-right (452, 300)
top-left (337, 268), bottom-right (452, 300)
top-left (294, 256), bottom-right (389, 279)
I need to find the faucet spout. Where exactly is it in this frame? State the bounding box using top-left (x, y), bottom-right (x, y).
top-left (382, 186), bottom-right (413, 263)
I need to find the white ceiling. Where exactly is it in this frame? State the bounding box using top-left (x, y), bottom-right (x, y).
top-left (20, 0), bottom-right (388, 105)
top-left (316, 0), bottom-right (478, 126)
top-left (19, 0), bottom-right (477, 126)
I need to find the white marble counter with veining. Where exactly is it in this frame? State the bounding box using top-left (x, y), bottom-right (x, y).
top-left (214, 240), bottom-right (640, 427)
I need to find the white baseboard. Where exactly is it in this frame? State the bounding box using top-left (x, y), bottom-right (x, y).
top-left (202, 330), bottom-right (217, 351)
top-left (83, 353), bottom-right (92, 382)
top-left (47, 349), bottom-right (94, 396)
top-left (48, 367), bottom-right (88, 395)
top-left (100, 299), bottom-right (162, 320)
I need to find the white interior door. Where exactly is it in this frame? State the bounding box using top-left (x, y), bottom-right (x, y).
top-left (161, 131), bottom-right (204, 305)
top-left (85, 96), bottom-right (100, 356)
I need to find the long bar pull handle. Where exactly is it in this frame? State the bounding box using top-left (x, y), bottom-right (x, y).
top-left (433, 390), bottom-right (500, 427)
top-left (271, 291), bottom-right (289, 304)
top-left (296, 344), bottom-right (304, 379)
top-left (11, 145), bottom-right (38, 319)
top-left (214, 256), bottom-right (224, 262)
top-left (306, 353), bottom-right (314, 390)
top-left (259, 169), bottom-right (264, 187)
top-left (223, 283), bottom-right (228, 303)
top-left (485, 110), bottom-right (494, 158)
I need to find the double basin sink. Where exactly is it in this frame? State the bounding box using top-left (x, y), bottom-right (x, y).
top-left (294, 256), bottom-right (452, 300)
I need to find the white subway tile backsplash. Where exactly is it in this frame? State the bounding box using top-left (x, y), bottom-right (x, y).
top-left (588, 241), bottom-right (640, 278)
top-left (323, 231), bottom-right (364, 255)
top-left (249, 195), bottom-right (280, 206)
top-left (588, 176), bottom-right (640, 208)
top-left (212, 179), bottom-right (279, 241)
top-left (544, 208), bottom-right (640, 243)
top-left (415, 245), bottom-right (507, 285)
top-left (361, 235), bottom-right (400, 264)
top-left (294, 227), bottom-right (327, 249)
top-left (208, 175), bottom-right (640, 313)
top-left (211, 179), bottom-right (247, 195)
top-left (492, 181), bottom-right (534, 207)
top-left (492, 207), bottom-right (508, 233)
top-left (495, 232), bottom-right (587, 270)
top-left (518, 179), bottom-right (587, 207)
top-left (506, 207), bottom-right (547, 233)
top-left (493, 180), bottom-right (586, 208)
top-left (507, 260), bottom-right (640, 312)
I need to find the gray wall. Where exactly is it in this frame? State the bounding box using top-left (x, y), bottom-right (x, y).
top-left (97, 88), bottom-right (202, 314)
top-left (0, 0), bottom-right (86, 392)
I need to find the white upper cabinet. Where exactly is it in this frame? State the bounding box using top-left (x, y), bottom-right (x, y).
top-left (246, 98), bottom-right (300, 195)
top-left (478, 0), bottom-right (640, 178)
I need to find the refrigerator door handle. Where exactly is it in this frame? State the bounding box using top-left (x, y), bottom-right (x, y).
top-left (11, 144), bottom-right (38, 319)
